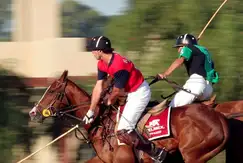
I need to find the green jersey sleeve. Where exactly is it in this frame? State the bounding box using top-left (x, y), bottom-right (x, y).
top-left (179, 46), bottom-right (192, 61)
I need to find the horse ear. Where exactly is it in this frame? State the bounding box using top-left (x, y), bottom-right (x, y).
top-left (59, 70), bottom-right (68, 82)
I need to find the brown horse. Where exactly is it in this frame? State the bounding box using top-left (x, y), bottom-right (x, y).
top-left (153, 78), bottom-right (243, 163)
top-left (214, 101), bottom-right (243, 121)
top-left (29, 70), bottom-right (229, 163)
top-left (212, 101), bottom-right (243, 163)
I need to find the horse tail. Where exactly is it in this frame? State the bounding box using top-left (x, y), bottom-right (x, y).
top-left (201, 113), bottom-right (229, 161)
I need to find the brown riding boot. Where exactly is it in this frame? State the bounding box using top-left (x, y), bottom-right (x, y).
top-left (117, 129), bottom-right (167, 162)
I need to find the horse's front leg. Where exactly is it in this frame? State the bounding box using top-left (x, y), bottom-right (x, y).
top-left (85, 156), bottom-right (105, 163)
top-left (113, 145), bottom-right (137, 163)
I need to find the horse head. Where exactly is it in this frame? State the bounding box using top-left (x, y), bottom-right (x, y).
top-left (29, 70), bottom-right (93, 124)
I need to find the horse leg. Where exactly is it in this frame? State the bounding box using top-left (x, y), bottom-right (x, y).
top-left (178, 114), bottom-right (228, 163)
top-left (113, 145), bottom-right (137, 163)
top-left (85, 146), bottom-right (137, 163)
top-left (226, 118), bottom-right (243, 163)
top-left (84, 156), bottom-right (105, 163)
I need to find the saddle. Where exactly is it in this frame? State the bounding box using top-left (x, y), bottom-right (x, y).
top-left (136, 94), bottom-right (217, 137)
top-left (196, 94), bottom-right (217, 107)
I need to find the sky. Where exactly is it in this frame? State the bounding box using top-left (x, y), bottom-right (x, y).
top-left (76, 0), bottom-right (127, 16)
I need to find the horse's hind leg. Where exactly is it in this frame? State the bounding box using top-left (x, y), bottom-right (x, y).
top-left (178, 115), bottom-right (228, 163)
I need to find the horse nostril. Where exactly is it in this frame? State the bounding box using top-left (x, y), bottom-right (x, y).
top-left (30, 111), bottom-right (36, 116)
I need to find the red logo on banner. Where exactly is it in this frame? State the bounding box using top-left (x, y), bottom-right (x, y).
top-left (144, 107), bottom-right (171, 140)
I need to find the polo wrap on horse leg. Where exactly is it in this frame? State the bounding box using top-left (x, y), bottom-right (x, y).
top-left (117, 129), bottom-right (167, 162)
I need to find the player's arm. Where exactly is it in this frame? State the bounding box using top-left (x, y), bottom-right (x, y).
top-left (107, 70), bottom-right (128, 105)
top-left (89, 69), bottom-right (107, 111)
top-left (163, 57), bottom-right (185, 76)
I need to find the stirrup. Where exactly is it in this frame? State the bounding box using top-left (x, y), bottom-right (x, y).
top-left (150, 147), bottom-right (167, 163)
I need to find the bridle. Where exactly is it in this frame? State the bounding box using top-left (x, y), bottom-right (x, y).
top-left (35, 79), bottom-right (90, 119)
top-left (33, 79), bottom-right (93, 142)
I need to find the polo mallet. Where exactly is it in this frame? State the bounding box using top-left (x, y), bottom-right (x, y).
top-left (16, 125), bottom-right (79, 163)
top-left (197, 0), bottom-right (228, 40)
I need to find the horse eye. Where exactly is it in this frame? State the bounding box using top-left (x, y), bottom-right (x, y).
top-left (49, 90), bottom-right (55, 93)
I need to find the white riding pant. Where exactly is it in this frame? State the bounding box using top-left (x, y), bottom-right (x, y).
top-left (169, 73), bottom-right (213, 107)
top-left (117, 81), bottom-right (151, 131)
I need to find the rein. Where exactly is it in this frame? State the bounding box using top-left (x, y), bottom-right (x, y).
top-left (226, 112), bottom-right (243, 119)
top-left (56, 101), bottom-right (117, 141)
top-left (56, 101), bottom-right (91, 116)
top-left (58, 104), bottom-right (117, 163)
top-left (145, 75), bottom-right (199, 98)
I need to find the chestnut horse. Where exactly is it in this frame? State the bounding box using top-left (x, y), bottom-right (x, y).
top-left (214, 101), bottom-right (243, 121)
top-left (29, 70), bottom-right (229, 163)
top-left (213, 101), bottom-right (243, 163)
top-left (150, 77), bottom-right (243, 163)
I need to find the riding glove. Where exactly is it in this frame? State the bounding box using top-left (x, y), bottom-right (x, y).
top-left (83, 110), bottom-right (94, 124)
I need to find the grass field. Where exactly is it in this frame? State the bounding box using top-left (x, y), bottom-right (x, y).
top-left (208, 151), bottom-right (225, 163)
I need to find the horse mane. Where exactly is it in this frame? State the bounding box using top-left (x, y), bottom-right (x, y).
top-left (66, 77), bottom-right (117, 144)
top-left (66, 78), bottom-right (91, 99)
